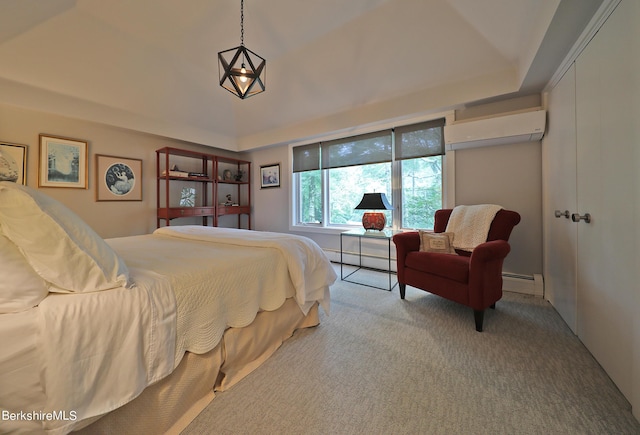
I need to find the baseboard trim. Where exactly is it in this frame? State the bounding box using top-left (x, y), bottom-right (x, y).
top-left (324, 249), bottom-right (544, 297)
top-left (503, 273), bottom-right (544, 297)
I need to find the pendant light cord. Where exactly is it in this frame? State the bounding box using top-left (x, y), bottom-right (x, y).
top-left (240, 0), bottom-right (244, 47)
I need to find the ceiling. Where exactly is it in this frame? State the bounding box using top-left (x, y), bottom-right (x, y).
top-left (0, 0), bottom-right (604, 152)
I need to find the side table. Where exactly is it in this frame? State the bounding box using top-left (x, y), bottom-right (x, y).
top-left (340, 228), bottom-right (400, 291)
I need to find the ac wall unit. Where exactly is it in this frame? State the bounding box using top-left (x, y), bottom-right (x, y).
top-left (444, 109), bottom-right (546, 151)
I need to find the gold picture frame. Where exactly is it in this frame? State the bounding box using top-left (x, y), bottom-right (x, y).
top-left (39, 134), bottom-right (88, 188)
top-left (96, 154), bottom-right (143, 201)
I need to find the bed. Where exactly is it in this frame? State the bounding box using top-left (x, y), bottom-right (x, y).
top-left (0, 181), bottom-right (336, 434)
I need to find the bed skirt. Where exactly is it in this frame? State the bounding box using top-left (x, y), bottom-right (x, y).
top-left (72, 298), bottom-right (320, 434)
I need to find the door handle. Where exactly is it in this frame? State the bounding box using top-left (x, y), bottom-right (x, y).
top-left (571, 213), bottom-right (591, 223)
top-left (554, 210), bottom-right (570, 219)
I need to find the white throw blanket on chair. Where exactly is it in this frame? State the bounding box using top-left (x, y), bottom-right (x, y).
top-left (445, 204), bottom-right (503, 251)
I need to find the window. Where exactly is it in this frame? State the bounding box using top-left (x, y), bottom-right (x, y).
top-left (293, 118), bottom-right (445, 230)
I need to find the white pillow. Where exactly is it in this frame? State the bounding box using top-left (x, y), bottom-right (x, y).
top-left (0, 182), bottom-right (130, 293)
top-left (0, 234), bottom-right (48, 313)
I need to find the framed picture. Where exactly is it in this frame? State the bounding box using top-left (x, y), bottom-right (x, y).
top-left (39, 134), bottom-right (88, 188)
top-left (95, 154), bottom-right (143, 201)
top-left (179, 187), bottom-right (196, 207)
top-left (0, 142), bottom-right (27, 185)
top-left (260, 163), bottom-right (280, 188)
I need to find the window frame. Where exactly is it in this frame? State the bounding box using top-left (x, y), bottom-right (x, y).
top-left (289, 113), bottom-right (456, 234)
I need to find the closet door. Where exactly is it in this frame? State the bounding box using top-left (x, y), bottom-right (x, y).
top-left (543, 64), bottom-right (578, 332)
top-left (574, 0), bottom-right (634, 400)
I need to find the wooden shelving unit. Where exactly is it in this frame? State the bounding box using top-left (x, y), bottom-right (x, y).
top-left (156, 147), bottom-right (251, 229)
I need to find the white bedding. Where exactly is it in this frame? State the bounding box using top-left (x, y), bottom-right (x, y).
top-left (153, 226), bottom-right (335, 315)
top-left (107, 227), bottom-right (333, 364)
top-left (0, 309), bottom-right (45, 434)
top-left (37, 268), bottom-right (176, 435)
top-left (1, 227), bottom-right (335, 434)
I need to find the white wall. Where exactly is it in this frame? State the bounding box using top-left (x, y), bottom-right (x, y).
top-left (0, 103), bottom-right (242, 238)
top-left (454, 141), bottom-right (542, 274)
top-left (249, 145), bottom-right (291, 233)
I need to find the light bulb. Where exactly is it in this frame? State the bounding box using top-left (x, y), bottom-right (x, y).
top-left (239, 65), bottom-right (248, 83)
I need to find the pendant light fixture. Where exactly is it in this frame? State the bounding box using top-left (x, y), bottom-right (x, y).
top-left (218, 0), bottom-right (266, 99)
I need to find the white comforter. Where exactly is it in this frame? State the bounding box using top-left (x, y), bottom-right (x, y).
top-left (154, 226), bottom-right (335, 316)
top-left (31, 227), bottom-right (335, 434)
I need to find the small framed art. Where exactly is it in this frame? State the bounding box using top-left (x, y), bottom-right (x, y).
top-left (39, 134), bottom-right (88, 188)
top-left (260, 163), bottom-right (280, 188)
top-left (96, 154), bottom-right (143, 201)
top-left (0, 142), bottom-right (27, 184)
top-left (179, 187), bottom-right (196, 207)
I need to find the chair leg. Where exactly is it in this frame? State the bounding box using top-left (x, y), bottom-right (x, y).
top-left (473, 309), bottom-right (484, 332)
top-left (399, 283), bottom-right (406, 299)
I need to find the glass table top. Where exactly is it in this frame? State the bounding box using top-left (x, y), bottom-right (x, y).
top-left (341, 228), bottom-right (402, 239)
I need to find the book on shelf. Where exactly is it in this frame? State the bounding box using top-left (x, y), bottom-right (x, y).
top-left (162, 169), bottom-right (189, 178)
top-left (188, 172), bottom-right (208, 178)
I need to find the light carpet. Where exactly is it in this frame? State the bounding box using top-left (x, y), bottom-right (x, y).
top-left (182, 266), bottom-right (640, 435)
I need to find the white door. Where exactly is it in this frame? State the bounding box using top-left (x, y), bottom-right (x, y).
top-left (543, 64), bottom-right (578, 332)
top-left (574, 0), bottom-right (635, 400)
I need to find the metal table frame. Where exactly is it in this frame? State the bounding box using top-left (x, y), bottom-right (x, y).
top-left (340, 228), bottom-right (399, 291)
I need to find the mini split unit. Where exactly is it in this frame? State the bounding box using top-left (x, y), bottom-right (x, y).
top-left (444, 109), bottom-right (546, 151)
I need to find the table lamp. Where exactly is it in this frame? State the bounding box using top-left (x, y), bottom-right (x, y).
top-left (355, 192), bottom-right (393, 231)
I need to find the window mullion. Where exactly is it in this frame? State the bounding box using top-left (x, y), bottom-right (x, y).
top-left (392, 159), bottom-right (402, 230)
top-left (321, 169), bottom-right (329, 227)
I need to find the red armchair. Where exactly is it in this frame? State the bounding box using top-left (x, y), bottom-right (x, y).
top-left (392, 208), bottom-right (520, 331)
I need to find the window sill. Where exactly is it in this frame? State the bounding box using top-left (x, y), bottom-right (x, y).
top-left (289, 224), bottom-right (358, 236)
top-left (289, 224), bottom-right (414, 236)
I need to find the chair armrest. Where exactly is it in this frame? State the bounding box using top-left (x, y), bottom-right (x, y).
top-left (468, 240), bottom-right (511, 310)
top-left (392, 232), bottom-right (420, 284)
top-left (392, 232), bottom-right (420, 259)
top-left (470, 240), bottom-right (511, 263)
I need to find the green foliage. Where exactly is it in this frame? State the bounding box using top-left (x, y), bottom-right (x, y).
top-left (401, 156), bottom-right (442, 229)
top-left (328, 163), bottom-right (391, 225)
top-left (298, 156), bottom-right (442, 229)
top-left (299, 170), bottom-right (322, 223)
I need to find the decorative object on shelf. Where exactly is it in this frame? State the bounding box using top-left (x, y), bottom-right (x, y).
top-left (96, 155), bottom-right (142, 201)
top-left (0, 142), bottom-right (27, 184)
top-left (188, 172), bottom-right (208, 179)
top-left (354, 192), bottom-right (393, 231)
top-left (38, 134), bottom-right (88, 189)
top-left (223, 169), bottom-right (233, 181)
top-left (180, 187), bottom-right (196, 207)
top-left (218, 0), bottom-right (266, 99)
top-left (260, 163), bottom-right (280, 188)
top-left (224, 194), bottom-right (233, 206)
top-left (234, 170), bottom-right (245, 182)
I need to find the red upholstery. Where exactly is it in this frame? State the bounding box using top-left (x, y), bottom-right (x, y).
top-left (392, 208), bottom-right (520, 331)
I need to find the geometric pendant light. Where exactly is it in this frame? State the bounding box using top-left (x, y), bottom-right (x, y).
top-left (218, 0), bottom-right (266, 99)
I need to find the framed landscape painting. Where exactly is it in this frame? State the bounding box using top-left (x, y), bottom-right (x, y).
top-left (96, 154), bottom-right (142, 201)
top-left (39, 135), bottom-right (88, 188)
top-left (0, 142), bottom-right (27, 184)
